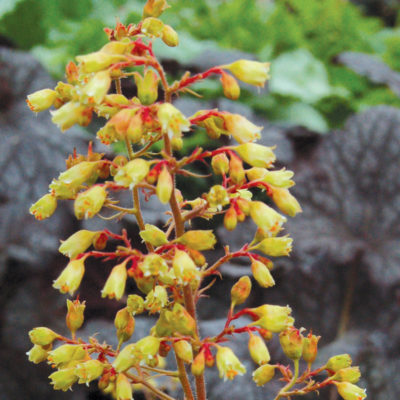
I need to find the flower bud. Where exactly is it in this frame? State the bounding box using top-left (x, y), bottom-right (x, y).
top-left (101, 260), bottom-right (128, 300)
top-left (159, 341), bottom-right (172, 357)
top-left (127, 111), bottom-right (144, 143)
top-left (49, 368), bottom-right (78, 391)
top-left (250, 201), bottom-right (287, 235)
top-left (224, 206), bottom-right (238, 231)
top-left (252, 364), bottom-right (276, 386)
top-left (162, 24), bottom-right (179, 47)
top-left (211, 153), bottom-right (229, 175)
top-left (115, 307), bottom-right (135, 345)
top-left (335, 382), bottom-right (366, 400)
top-left (143, 0), bottom-right (170, 18)
top-left (113, 344), bottom-right (136, 372)
top-left (173, 340), bottom-right (193, 363)
top-left (251, 259), bottom-right (275, 288)
top-left (173, 249), bottom-right (200, 285)
top-left (176, 230), bottom-right (216, 251)
top-left (116, 373), bottom-right (133, 400)
top-left (279, 327), bottom-right (304, 360)
top-left (51, 101), bottom-right (91, 132)
top-left (204, 347), bottom-right (215, 367)
top-left (81, 71), bottom-right (111, 104)
top-left (262, 168), bottom-right (294, 188)
top-left (191, 350), bottom-right (205, 376)
top-left (271, 187), bottom-right (302, 217)
top-left (114, 159), bottom-right (149, 189)
top-left (187, 248), bottom-right (206, 267)
top-left (216, 346), bottom-right (246, 381)
top-left (156, 166), bottom-right (173, 204)
top-left (47, 344), bottom-right (86, 368)
top-left (53, 257), bottom-right (87, 295)
top-left (135, 336), bottom-right (161, 364)
top-left (26, 89), bottom-right (57, 112)
top-left (223, 60), bottom-right (270, 87)
top-left (223, 113), bottom-right (262, 143)
top-left (76, 51), bottom-right (126, 74)
top-left (127, 294), bottom-right (145, 315)
top-left (157, 103), bottom-right (190, 139)
top-left (66, 61), bottom-right (79, 84)
top-left (27, 344), bottom-right (52, 363)
top-left (325, 354), bottom-right (352, 373)
top-left (249, 333), bottom-right (270, 365)
top-left (92, 231), bottom-right (108, 251)
top-left (144, 286), bottom-right (168, 313)
top-left (155, 303), bottom-right (196, 337)
top-left (302, 333), bottom-right (320, 364)
top-left (235, 143), bottom-right (276, 168)
top-left (259, 329), bottom-right (273, 341)
top-left (231, 276), bottom-right (252, 306)
top-left (29, 194), bottom-right (57, 220)
top-left (66, 299), bottom-right (85, 336)
top-left (74, 185), bottom-right (107, 220)
top-left (107, 108), bottom-right (137, 136)
top-left (220, 71), bottom-right (240, 100)
top-left (140, 254), bottom-right (169, 278)
top-left (255, 236), bottom-right (293, 257)
top-left (141, 17), bottom-right (164, 38)
top-left (50, 161), bottom-right (100, 199)
top-left (110, 155), bottom-right (128, 176)
top-left (250, 304), bottom-right (293, 333)
top-left (75, 359), bottom-right (105, 384)
top-left (236, 197), bottom-right (251, 215)
top-left (246, 167), bottom-right (267, 181)
top-left (229, 153), bottom-right (246, 184)
top-left (207, 185), bottom-right (230, 208)
top-left (59, 230), bottom-right (98, 259)
top-left (29, 327), bottom-right (59, 346)
top-left (134, 70), bottom-right (159, 105)
top-left (332, 367), bottom-right (361, 384)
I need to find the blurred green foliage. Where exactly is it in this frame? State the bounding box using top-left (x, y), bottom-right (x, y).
top-left (1, 0), bottom-right (400, 132)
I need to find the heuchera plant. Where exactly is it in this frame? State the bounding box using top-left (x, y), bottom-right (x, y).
top-left (26, 1), bottom-right (367, 400)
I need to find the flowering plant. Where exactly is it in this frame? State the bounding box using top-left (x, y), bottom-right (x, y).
top-left (26, 1), bottom-right (366, 399)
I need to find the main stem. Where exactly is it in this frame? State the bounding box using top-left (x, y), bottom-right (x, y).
top-left (164, 132), bottom-right (207, 400)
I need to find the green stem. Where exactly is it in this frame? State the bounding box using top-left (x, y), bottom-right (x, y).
top-left (175, 353), bottom-right (195, 400)
top-left (274, 359), bottom-right (300, 400)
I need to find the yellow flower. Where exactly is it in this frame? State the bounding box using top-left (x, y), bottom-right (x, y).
top-left (53, 257), bottom-right (87, 295)
top-left (101, 260), bottom-right (128, 300)
top-left (222, 60), bottom-right (270, 87)
top-left (335, 382), bottom-right (366, 400)
top-left (26, 89), bottom-right (57, 112)
top-left (223, 113), bottom-right (262, 143)
top-left (29, 194), bottom-right (57, 220)
top-left (216, 346), bottom-right (246, 381)
top-left (157, 103), bottom-right (190, 139)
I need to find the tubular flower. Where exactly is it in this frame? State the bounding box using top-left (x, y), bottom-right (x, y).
top-left (222, 60), bottom-right (270, 87)
top-left (53, 256), bottom-right (88, 296)
top-left (26, 89), bottom-right (57, 112)
top-left (223, 113), bottom-right (262, 143)
top-left (216, 346), bottom-right (246, 381)
top-left (58, 230), bottom-right (98, 259)
top-left (101, 260), bottom-right (128, 300)
top-left (157, 103), bottom-right (191, 139)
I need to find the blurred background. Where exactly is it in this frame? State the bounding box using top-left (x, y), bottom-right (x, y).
top-left (1, 0), bottom-right (400, 399)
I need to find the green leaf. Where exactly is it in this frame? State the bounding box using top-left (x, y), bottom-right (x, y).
top-left (278, 103), bottom-right (329, 134)
top-left (0, 0), bottom-right (24, 18)
top-left (269, 49), bottom-right (337, 104)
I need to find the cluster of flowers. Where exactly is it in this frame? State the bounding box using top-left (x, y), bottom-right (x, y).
top-left (26, 1), bottom-right (366, 399)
